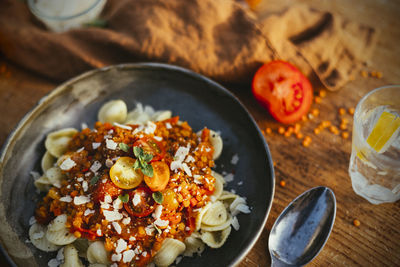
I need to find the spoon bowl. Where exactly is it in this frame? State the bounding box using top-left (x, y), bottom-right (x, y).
top-left (269, 186), bottom-right (336, 267)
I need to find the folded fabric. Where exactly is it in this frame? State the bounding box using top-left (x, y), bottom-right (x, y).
top-left (0, 0), bottom-right (376, 90)
top-left (259, 4), bottom-right (377, 90)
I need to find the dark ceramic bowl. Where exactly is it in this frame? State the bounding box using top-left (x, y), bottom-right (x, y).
top-left (0, 63), bottom-right (274, 267)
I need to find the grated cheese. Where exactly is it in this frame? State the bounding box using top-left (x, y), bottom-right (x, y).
top-left (115, 238), bottom-right (127, 253)
top-left (59, 195), bottom-right (72, 203)
top-left (113, 122), bottom-right (132, 130)
top-left (106, 139), bottom-right (118, 150)
top-left (92, 142), bottom-right (101, 149)
top-left (112, 222), bottom-right (122, 234)
top-left (74, 195), bottom-right (90, 205)
top-left (103, 210), bottom-right (123, 221)
top-left (122, 250), bottom-right (135, 263)
top-left (90, 161), bottom-right (102, 173)
top-left (59, 157), bottom-right (76, 171)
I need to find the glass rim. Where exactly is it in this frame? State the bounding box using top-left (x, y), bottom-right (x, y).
top-left (27, 0), bottom-right (104, 21)
top-left (354, 84), bottom-right (400, 118)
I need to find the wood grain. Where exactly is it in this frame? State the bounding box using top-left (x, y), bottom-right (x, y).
top-left (0, 0), bottom-right (399, 266)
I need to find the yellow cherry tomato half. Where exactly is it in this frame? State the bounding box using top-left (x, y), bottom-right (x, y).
top-left (110, 157), bottom-right (143, 189)
top-left (144, 161), bottom-right (170, 192)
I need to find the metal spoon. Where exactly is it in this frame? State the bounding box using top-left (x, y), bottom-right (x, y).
top-left (268, 186), bottom-right (336, 267)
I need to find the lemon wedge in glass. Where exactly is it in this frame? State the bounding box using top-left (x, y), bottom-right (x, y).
top-left (366, 111), bottom-right (400, 153)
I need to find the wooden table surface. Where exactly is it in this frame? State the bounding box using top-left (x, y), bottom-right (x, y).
top-left (0, 0), bottom-right (399, 266)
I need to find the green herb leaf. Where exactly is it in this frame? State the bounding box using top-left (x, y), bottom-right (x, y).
top-left (90, 175), bottom-right (100, 185)
top-left (142, 153), bottom-right (153, 162)
top-left (118, 194), bottom-right (129, 203)
top-left (152, 191), bottom-right (164, 204)
top-left (142, 164), bottom-right (153, 177)
top-left (154, 224), bottom-right (162, 235)
top-left (132, 160), bottom-right (140, 170)
top-left (83, 18), bottom-right (108, 28)
top-left (119, 143), bottom-right (130, 152)
top-left (133, 146), bottom-right (154, 177)
top-left (133, 146), bottom-right (143, 158)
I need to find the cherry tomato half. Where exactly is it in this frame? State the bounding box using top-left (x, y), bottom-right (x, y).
top-left (92, 178), bottom-right (123, 203)
top-left (109, 157), bottom-right (144, 189)
top-left (252, 60), bottom-right (313, 124)
top-left (124, 187), bottom-right (156, 217)
top-left (133, 137), bottom-right (165, 162)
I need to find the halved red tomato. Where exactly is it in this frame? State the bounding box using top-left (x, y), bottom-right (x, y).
top-left (92, 178), bottom-right (122, 203)
top-left (133, 137), bottom-right (165, 162)
top-left (252, 60), bottom-right (313, 124)
top-left (124, 186), bottom-right (156, 217)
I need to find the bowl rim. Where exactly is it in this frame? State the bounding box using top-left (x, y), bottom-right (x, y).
top-left (0, 62), bottom-right (275, 266)
top-left (27, 0), bottom-right (106, 21)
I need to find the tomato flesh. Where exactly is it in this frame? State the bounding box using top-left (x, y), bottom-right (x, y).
top-left (124, 187), bottom-right (156, 217)
top-left (93, 178), bottom-right (122, 203)
top-left (133, 137), bottom-right (165, 162)
top-left (252, 60), bottom-right (313, 124)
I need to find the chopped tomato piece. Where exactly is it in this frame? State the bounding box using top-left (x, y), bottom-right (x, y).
top-left (252, 60), bottom-right (313, 124)
top-left (124, 187), bottom-right (156, 217)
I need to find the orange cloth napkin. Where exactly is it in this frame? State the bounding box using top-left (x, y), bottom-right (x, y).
top-left (0, 0), bottom-right (377, 90)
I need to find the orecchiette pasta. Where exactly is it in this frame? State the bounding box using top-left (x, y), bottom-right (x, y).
top-left (45, 166), bottom-right (66, 188)
top-left (201, 201), bottom-right (228, 226)
top-left (153, 238), bottom-right (186, 267)
top-left (33, 175), bottom-right (52, 192)
top-left (183, 236), bottom-right (205, 257)
top-left (41, 151), bottom-right (56, 173)
top-left (151, 110), bottom-right (172, 121)
top-left (200, 226), bottom-right (232, 249)
top-left (87, 241), bottom-right (111, 264)
top-left (211, 171), bottom-right (225, 200)
top-left (98, 99), bottom-right (128, 124)
top-left (73, 238), bottom-right (90, 258)
top-left (46, 215), bottom-right (77, 245)
top-left (45, 128), bottom-right (78, 158)
top-left (29, 223), bottom-right (60, 252)
top-left (60, 244), bottom-right (84, 267)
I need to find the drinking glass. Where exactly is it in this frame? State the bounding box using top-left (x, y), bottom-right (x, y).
top-left (349, 85), bottom-right (400, 204)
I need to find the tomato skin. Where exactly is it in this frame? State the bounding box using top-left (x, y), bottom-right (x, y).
top-left (252, 60), bottom-right (313, 124)
top-left (124, 187), bottom-right (156, 217)
top-left (92, 178), bottom-right (122, 203)
top-left (133, 137), bottom-right (165, 162)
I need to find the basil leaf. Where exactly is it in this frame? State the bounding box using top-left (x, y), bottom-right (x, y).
top-left (142, 164), bottom-right (153, 177)
top-left (119, 143), bottom-right (130, 152)
top-left (133, 146), bottom-right (142, 158)
top-left (118, 194), bottom-right (129, 203)
top-left (132, 160), bottom-right (140, 170)
top-left (90, 175), bottom-right (100, 185)
top-left (142, 153), bottom-right (153, 163)
top-left (152, 191), bottom-right (164, 204)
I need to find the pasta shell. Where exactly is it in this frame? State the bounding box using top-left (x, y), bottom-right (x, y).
top-left (125, 109), bottom-right (151, 125)
top-left (60, 244), bottom-right (84, 267)
top-left (47, 214), bottom-right (67, 232)
top-left (41, 151), bottom-right (56, 173)
top-left (201, 201), bottom-right (227, 226)
top-left (45, 128), bottom-right (78, 158)
top-left (211, 171), bottom-right (225, 200)
top-left (218, 191), bottom-right (238, 201)
top-left (195, 202), bottom-right (211, 231)
top-left (45, 167), bottom-right (66, 188)
top-left (29, 223), bottom-right (60, 252)
top-left (33, 175), bottom-right (52, 192)
top-left (153, 238), bottom-right (186, 267)
top-left (73, 238), bottom-right (90, 258)
top-left (152, 110), bottom-right (172, 121)
top-left (209, 130), bottom-right (223, 160)
top-left (200, 226), bottom-right (232, 248)
top-left (196, 129), bottom-right (223, 160)
top-left (46, 225), bottom-right (77, 245)
top-left (87, 241), bottom-right (110, 264)
top-left (98, 100), bottom-right (127, 124)
top-left (201, 216), bottom-right (233, 232)
top-left (183, 236), bottom-right (205, 257)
